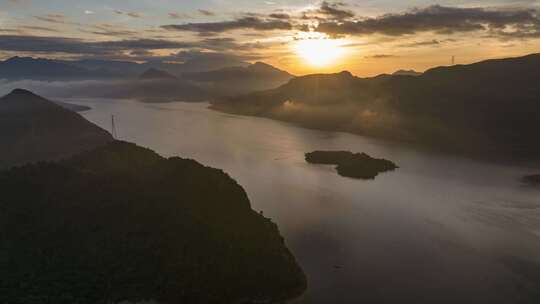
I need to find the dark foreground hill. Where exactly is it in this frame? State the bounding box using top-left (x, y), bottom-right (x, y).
top-left (0, 141), bottom-right (306, 304)
top-left (212, 53), bottom-right (540, 160)
top-left (0, 89), bottom-right (113, 169)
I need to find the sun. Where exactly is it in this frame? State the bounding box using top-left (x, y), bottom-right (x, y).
top-left (294, 38), bottom-right (347, 67)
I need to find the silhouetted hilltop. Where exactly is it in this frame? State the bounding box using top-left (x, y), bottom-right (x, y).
top-left (174, 54), bottom-right (249, 73)
top-left (393, 69), bottom-right (422, 76)
top-left (0, 89), bottom-right (113, 168)
top-left (139, 68), bottom-right (177, 80)
top-left (306, 151), bottom-right (398, 179)
top-left (182, 62), bottom-right (294, 95)
top-left (0, 57), bottom-right (96, 80)
top-left (213, 53), bottom-right (540, 160)
top-left (184, 62), bottom-right (291, 82)
top-left (0, 141), bottom-right (306, 303)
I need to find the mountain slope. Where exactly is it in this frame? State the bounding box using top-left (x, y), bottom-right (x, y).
top-left (0, 56), bottom-right (250, 81)
top-left (183, 62), bottom-right (292, 82)
top-left (212, 53), bottom-right (540, 160)
top-left (0, 89), bottom-right (113, 168)
top-left (0, 57), bottom-right (96, 80)
top-left (0, 141), bottom-right (306, 303)
top-left (182, 62), bottom-right (294, 95)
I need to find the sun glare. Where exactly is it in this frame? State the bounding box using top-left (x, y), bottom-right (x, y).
top-left (295, 38), bottom-right (347, 67)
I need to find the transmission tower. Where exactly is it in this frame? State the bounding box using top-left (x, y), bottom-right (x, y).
top-left (111, 115), bottom-right (118, 139)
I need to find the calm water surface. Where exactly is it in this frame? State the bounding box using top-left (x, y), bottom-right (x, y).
top-left (67, 98), bottom-right (540, 304)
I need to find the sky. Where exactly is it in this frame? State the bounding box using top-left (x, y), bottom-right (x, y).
top-left (1, 0), bottom-right (540, 76)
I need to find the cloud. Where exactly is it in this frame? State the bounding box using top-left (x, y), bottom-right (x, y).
top-left (315, 5), bottom-right (540, 39)
top-left (0, 35), bottom-right (263, 61)
top-left (162, 16), bottom-right (292, 33)
top-left (365, 54), bottom-right (397, 59)
top-left (318, 1), bottom-right (354, 20)
top-left (399, 39), bottom-right (442, 48)
top-left (0, 29), bottom-right (22, 33)
top-left (269, 13), bottom-right (290, 20)
top-left (169, 49), bottom-right (263, 65)
top-left (127, 12), bottom-right (142, 18)
top-left (6, 0), bottom-right (30, 6)
top-left (34, 14), bottom-right (67, 24)
top-left (17, 26), bottom-right (59, 33)
top-left (114, 10), bottom-right (142, 18)
top-left (84, 10), bottom-right (95, 15)
top-left (198, 9), bottom-right (215, 17)
top-left (169, 12), bottom-right (191, 19)
top-left (300, 1), bottom-right (354, 22)
top-left (80, 24), bottom-right (138, 37)
top-left (0, 35), bottom-right (195, 56)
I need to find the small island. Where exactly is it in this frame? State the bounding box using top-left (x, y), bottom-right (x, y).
top-left (522, 174), bottom-right (540, 186)
top-left (305, 151), bottom-right (398, 179)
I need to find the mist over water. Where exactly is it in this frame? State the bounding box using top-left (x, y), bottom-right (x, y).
top-left (68, 98), bottom-right (540, 303)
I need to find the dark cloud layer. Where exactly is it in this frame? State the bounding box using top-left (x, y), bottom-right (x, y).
top-left (198, 9), bottom-right (216, 17)
top-left (3, 2), bottom-right (540, 65)
top-left (0, 35), bottom-right (260, 56)
top-left (316, 5), bottom-right (540, 39)
top-left (162, 16), bottom-right (292, 33)
top-left (0, 36), bottom-right (196, 55)
top-left (318, 1), bottom-right (355, 20)
top-left (364, 54), bottom-right (397, 59)
top-left (162, 3), bottom-right (540, 40)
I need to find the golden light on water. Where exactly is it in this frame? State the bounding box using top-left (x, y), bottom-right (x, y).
top-left (294, 37), bottom-right (348, 68)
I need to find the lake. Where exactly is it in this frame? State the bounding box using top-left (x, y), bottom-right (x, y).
top-left (67, 98), bottom-right (540, 304)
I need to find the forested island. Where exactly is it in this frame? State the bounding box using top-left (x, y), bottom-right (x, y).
top-left (305, 151), bottom-right (398, 179)
top-left (0, 141), bottom-right (307, 304)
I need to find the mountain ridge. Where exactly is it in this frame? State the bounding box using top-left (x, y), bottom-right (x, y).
top-left (0, 89), bottom-right (113, 168)
top-left (0, 140), bottom-right (306, 303)
top-left (212, 52), bottom-right (540, 160)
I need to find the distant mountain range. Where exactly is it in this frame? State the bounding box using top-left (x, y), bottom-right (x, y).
top-left (0, 57), bottom-right (293, 100)
top-left (0, 57), bottom-right (107, 80)
top-left (0, 89), bottom-right (113, 168)
top-left (212, 53), bottom-right (540, 160)
top-left (182, 62), bottom-right (294, 96)
top-left (0, 56), bottom-right (289, 82)
top-left (183, 61), bottom-right (292, 82)
top-left (0, 56), bottom-right (249, 81)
